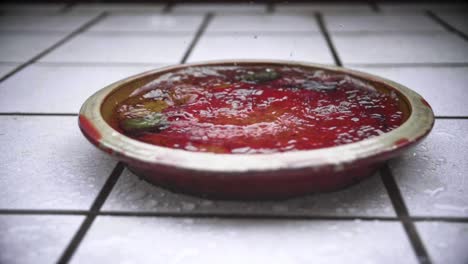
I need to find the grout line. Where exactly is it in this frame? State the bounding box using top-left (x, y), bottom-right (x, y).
top-left (380, 164), bottom-right (432, 264)
top-left (315, 12), bottom-right (343, 67)
top-left (435, 116), bottom-right (468, 120)
top-left (1, 208), bottom-right (468, 223)
top-left (412, 217), bottom-right (468, 223)
top-left (162, 1), bottom-right (174, 13)
top-left (369, 1), bottom-right (381, 13)
top-left (60, 2), bottom-right (76, 14)
top-left (180, 12), bottom-right (213, 64)
top-left (0, 113), bottom-right (78, 116)
top-left (426, 10), bottom-right (468, 42)
top-left (57, 162), bottom-right (125, 264)
top-left (0, 209), bottom-right (89, 215)
top-left (0, 12), bottom-right (108, 84)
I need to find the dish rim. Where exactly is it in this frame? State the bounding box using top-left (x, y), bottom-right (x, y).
top-left (79, 59), bottom-right (434, 173)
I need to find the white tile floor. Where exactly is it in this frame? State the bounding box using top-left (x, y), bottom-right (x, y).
top-left (88, 14), bottom-right (204, 33)
top-left (0, 215), bottom-right (84, 264)
top-left (275, 3), bottom-right (373, 14)
top-left (0, 33), bottom-right (66, 62)
top-left (0, 3), bottom-right (467, 264)
top-left (40, 33), bottom-right (194, 64)
top-left (71, 217), bottom-right (417, 264)
top-left (172, 3), bottom-right (267, 14)
top-left (206, 15), bottom-right (320, 33)
top-left (332, 33), bottom-right (468, 64)
top-left (416, 222), bottom-right (468, 264)
top-left (0, 116), bottom-right (115, 210)
top-left (0, 64), bottom-right (159, 113)
top-left (103, 169), bottom-right (395, 217)
top-left (390, 120), bottom-right (468, 217)
top-left (0, 15), bottom-right (97, 32)
top-left (324, 14), bottom-right (445, 32)
top-left (350, 66), bottom-right (468, 116)
top-left (189, 34), bottom-right (334, 63)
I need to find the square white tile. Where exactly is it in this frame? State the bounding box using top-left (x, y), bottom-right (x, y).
top-left (40, 32), bottom-right (193, 64)
top-left (0, 215), bottom-right (83, 264)
top-left (350, 66), bottom-right (468, 116)
top-left (0, 33), bottom-right (65, 62)
top-left (72, 217), bottom-right (417, 264)
top-left (0, 116), bottom-right (116, 210)
top-left (380, 3), bottom-right (468, 13)
top-left (88, 14), bottom-right (203, 33)
top-left (390, 120), bottom-right (468, 217)
top-left (206, 15), bottom-right (320, 33)
top-left (173, 3), bottom-right (266, 14)
top-left (0, 15), bottom-right (96, 32)
top-left (188, 34), bottom-right (334, 63)
top-left (324, 15), bottom-right (445, 32)
top-left (71, 3), bottom-right (165, 14)
top-left (0, 4), bottom-right (65, 14)
top-left (102, 169), bottom-right (395, 217)
top-left (0, 64), bottom-right (158, 113)
top-left (332, 33), bottom-right (468, 64)
top-left (416, 222), bottom-right (468, 264)
top-left (275, 3), bottom-right (373, 14)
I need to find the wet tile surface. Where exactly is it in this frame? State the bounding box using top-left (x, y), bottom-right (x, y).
top-left (173, 3), bottom-right (266, 14)
top-left (40, 33), bottom-right (192, 64)
top-left (71, 3), bottom-right (165, 14)
top-left (0, 116), bottom-right (116, 210)
top-left (207, 15), bottom-right (320, 33)
top-left (0, 15), bottom-right (96, 32)
top-left (0, 4), bottom-right (65, 14)
top-left (390, 120), bottom-right (468, 217)
top-left (189, 34), bottom-right (334, 63)
top-left (0, 33), bottom-right (65, 62)
top-left (416, 222), bottom-right (468, 264)
top-left (333, 33), bottom-right (468, 64)
top-left (0, 64), bottom-right (157, 113)
top-left (275, 3), bottom-right (373, 14)
top-left (0, 215), bottom-right (83, 264)
top-left (324, 14), bottom-right (444, 32)
top-left (88, 14), bottom-right (203, 33)
top-left (103, 169), bottom-right (395, 217)
top-left (351, 66), bottom-right (468, 116)
top-left (72, 217), bottom-right (417, 264)
top-left (380, 3), bottom-right (468, 13)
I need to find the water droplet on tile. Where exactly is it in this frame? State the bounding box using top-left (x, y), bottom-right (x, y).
top-left (423, 187), bottom-right (445, 197)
